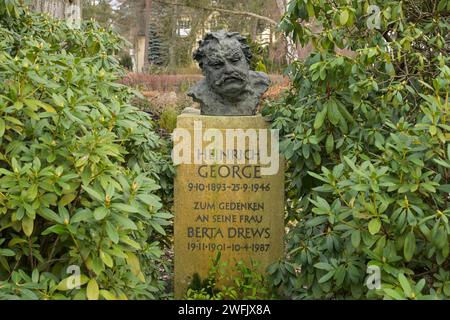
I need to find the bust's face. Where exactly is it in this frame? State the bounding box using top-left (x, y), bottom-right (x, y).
top-left (202, 38), bottom-right (250, 99)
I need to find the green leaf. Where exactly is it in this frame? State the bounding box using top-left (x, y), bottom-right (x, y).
top-left (152, 212), bottom-right (173, 219)
top-left (438, 184), bottom-right (450, 192)
top-left (150, 221), bottom-right (166, 235)
top-left (126, 252), bottom-right (142, 276)
top-left (343, 156), bottom-right (358, 171)
top-left (11, 157), bottom-right (20, 173)
top-left (385, 62), bottom-right (395, 76)
top-left (56, 275), bottom-right (89, 291)
top-left (415, 279), bottom-right (426, 293)
top-left (314, 262), bottom-right (333, 271)
top-left (438, 0), bottom-right (447, 11)
top-left (137, 194), bottom-right (162, 208)
top-left (71, 209), bottom-right (92, 223)
top-left (0, 248), bottom-right (15, 257)
top-left (22, 217), bottom-right (33, 237)
top-left (0, 168), bottom-right (12, 176)
top-left (308, 171), bottom-right (329, 183)
top-left (41, 225), bottom-right (67, 235)
top-left (327, 101), bottom-right (341, 125)
top-left (404, 231), bottom-right (416, 262)
top-left (28, 73), bottom-right (59, 88)
top-left (82, 185), bottom-right (104, 203)
top-left (368, 218), bottom-right (381, 235)
top-left (32, 269), bottom-right (39, 283)
top-left (398, 273), bottom-right (412, 298)
top-left (59, 193), bottom-right (77, 206)
top-left (24, 99), bottom-right (56, 113)
top-left (334, 267), bottom-right (346, 286)
top-left (429, 125), bottom-right (437, 136)
top-left (340, 9), bottom-right (349, 26)
top-left (398, 184), bottom-right (412, 193)
top-left (318, 271), bottom-right (335, 283)
top-left (305, 216), bottom-right (328, 227)
top-left (105, 221), bottom-right (119, 244)
top-left (87, 279), bottom-right (99, 300)
top-left (310, 195), bottom-right (331, 212)
top-left (384, 288), bottom-right (405, 300)
top-left (421, 182), bottom-right (436, 193)
top-left (351, 230), bottom-right (361, 248)
top-left (13, 101), bottom-right (24, 110)
top-left (0, 118), bottom-right (5, 137)
top-left (35, 100), bottom-right (56, 113)
top-left (111, 203), bottom-right (139, 213)
top-left (113, 213), bottom-right (137, 230)
top-left (433, 227), bottom-right (447, 249)
top-left (325, 134), bottom-right (334, 154)
top-left (100, 290), bottom-right (117, 300)
top-left (51, 94), bottom-right (65, 107)
top-left (100, 250), bottom-right (114, 268)
top-left (5, 116), bottom-right (23, 127)
top-left (120, 235), bottom-right (141, 249)
top-left (443, 282), bottom-right (450, 296)
top-left (434, 158), bottom-right (450, 169)
top-left (94, 207), bottom-right (109, 220)
top-left (314, 107), bottom-right (327, 129)
top-left (306, 2), bottom-right (315, 17)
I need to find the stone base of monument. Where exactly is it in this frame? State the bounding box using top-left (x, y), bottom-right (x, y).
top-left (173, 113), bottom-right (284, 298)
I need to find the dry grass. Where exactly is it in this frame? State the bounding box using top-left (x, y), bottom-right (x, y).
top-left (262, 76), bottom-right (291, 101)
top-left (120, 73), bottom-right (203, 92)
top-left (121, 72), bottom-right (288, 93)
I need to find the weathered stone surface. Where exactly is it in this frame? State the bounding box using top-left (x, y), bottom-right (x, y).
top-left (174, 114), bottom-right (284, 298)
top-left (187, 31), bottom-right (270, 116)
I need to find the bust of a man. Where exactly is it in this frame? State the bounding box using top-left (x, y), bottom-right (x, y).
top-left (187, 31), bottom-right (270, 116)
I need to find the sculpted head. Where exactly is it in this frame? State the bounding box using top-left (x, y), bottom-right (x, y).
top-left (193, 31), bottom-right (252, 100)
top-left (188, 30), bottom-right (270, 116)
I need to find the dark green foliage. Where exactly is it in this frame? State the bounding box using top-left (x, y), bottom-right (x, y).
top-left (264, 0), bottom-right (450, 299)
top-left (158, 108), bottom-right (178, 134)
top-left (247, 36), bottom-right (286, 74)
top-left (119, 53), bottom-right (133, 70)
top-left (0, 0), bottom-right (173, 299)
top-left (148, 21), bottom-right (169, 66)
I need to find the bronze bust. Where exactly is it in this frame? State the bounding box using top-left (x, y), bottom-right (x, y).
top-left (187, 31), bottom-right (270, 116)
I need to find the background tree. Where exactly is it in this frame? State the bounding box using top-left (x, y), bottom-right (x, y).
top-left (82, 0), bottom-right (114, 28)
top-left (146, 0), bottom-right (288, 72)
top-left (29, 0), bottom-right (81, 27)
top-left (78, 0), bottom-right (289, 72)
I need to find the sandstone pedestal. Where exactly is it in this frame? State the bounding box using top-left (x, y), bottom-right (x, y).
top-left (173, 114), bottom-right (284, 298)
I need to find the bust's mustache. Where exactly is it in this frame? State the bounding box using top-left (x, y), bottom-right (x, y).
top-left (214, 72), bottom-right (246, 86)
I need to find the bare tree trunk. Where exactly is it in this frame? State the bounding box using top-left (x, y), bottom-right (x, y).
top-left (143, 0), bottom-right (152, 71)
top-left (136, 36), bottom-right (147, 72)
top-left (275, 0), bottom-right (298, 63)
top-left (30, 0), bottom-right (65, 18)
top-left (30, 0), bottom-right (81, 28)
top-left (135, 0), bottom-right (147, 72)
top-left (251, 20), bottom-right (258, 41)
top-left (167, 2), bottom-right (178, 73)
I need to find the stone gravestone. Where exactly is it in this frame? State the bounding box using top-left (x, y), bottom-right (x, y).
top-left (173, 31), bottom-right (284, 298)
